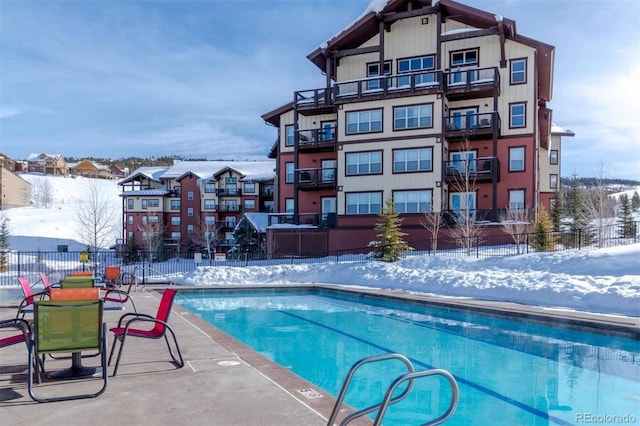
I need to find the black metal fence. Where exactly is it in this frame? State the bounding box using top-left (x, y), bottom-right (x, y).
top-left (1, 221), bottom-right (637, 287)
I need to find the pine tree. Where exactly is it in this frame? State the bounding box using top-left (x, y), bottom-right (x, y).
top-left (0, 215), bottom-right (10, 272)
top-left (617, 194), bottom-right (635, 238)
top-left (632, 191), bottom-right (640, 210)
top-left (373, 197), bottom-right (412, 262)
top-left (532, 208), bottom-right (554, 252)
top-left (549, 190), bottom-right (563, 232)
top-left (563, 174), bottom-right (592, 247)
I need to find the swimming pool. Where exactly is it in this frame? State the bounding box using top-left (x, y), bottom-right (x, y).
top-left (176, 288), bottom-right (640, 426)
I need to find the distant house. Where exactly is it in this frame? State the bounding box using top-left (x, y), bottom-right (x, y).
top-left (27, 153), bottom-right (67, 175)
top-left (0, 153), bottom-right (20, 172)
top-left (109, 164), bottom-right (126, 179)
top-left (233, 212), bottom-right (270, 256)
top-left (0, 168), bottom-right (31, 209)
top-left (69, 159), bottom-right (114, 179)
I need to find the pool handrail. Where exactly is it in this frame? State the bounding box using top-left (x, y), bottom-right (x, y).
top-left (373, 368), bottom-right (459, 426)
top-left (327, 353), bottom-right (415, 426)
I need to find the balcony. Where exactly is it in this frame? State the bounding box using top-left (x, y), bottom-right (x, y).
top-left (217, 204), bottom-right (243, 213)
top-left (444, 112), bottom-right (501, 141)
top-left (294, 70), bottom-right (444, 114)
top-left (444, 67), bottom-right (500, 101)
top-left (443, 158), bottom-right (500, 184)
top-left (216, 188), bottom-right (241, 197)
top-left (296, 127), bottom-right (337, 152)
top-left (268, 212), bottom-right (320, 227)
top-left (295, 168), bottom-right (336, 191)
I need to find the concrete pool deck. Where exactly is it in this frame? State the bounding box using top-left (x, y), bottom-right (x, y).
top-left (1, 285), bottom-right (638, 426)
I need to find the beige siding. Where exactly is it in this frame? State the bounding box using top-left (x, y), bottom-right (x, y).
top-left (539, 136), bottom-right (562, 193)
top-left (385, 16), bottom-right (438, 62)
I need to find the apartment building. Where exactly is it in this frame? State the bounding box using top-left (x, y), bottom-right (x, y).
top-left (0, 167), bottom-right (31, 210)
top-left (262, 0), bottom-right (573, 254)
top-left (118, 161), bottom-right (275, 255)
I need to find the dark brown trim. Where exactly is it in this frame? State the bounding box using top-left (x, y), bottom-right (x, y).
top-left (334, 45), bottom-right (380, 59)
top-left (509, 57), bottom-right (528, 85)
top-left (508, 145), bottom-right (527, 173)
top-left (550, 174), bottom-right (559, 190)
top-left (391, 188), bottom-right (434, 214)
top-left (507, 188), bottom-right (526, 209)
top-left (344, 107), bottom-right (384, 135)
top-left (508, 101), bottom-right (527, 129)
top-left (339, 133), bottom-right (439, 146)
top-left (550, 150), bottom-right (558, 165)
top-left (344, 190), bottom-right (384, 215)
top-left (391, 146), bottom-right (434, 174)
top-left (344, 149), bottom-right (383, 177)
top-left (392, 102), bottom-right (435, 131)
top-left (448, 47), bottom-right (479, 69)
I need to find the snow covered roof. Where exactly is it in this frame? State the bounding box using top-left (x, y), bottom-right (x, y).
top-left (162, 160), bottom-right (275, 182)
top-left (551, 123), bottom-right (575, 136)
top-left (119, 166), bottom-right (168, 185)
top-left (239, 213), bottom-right (270, 233)
top-left (119, 189), bottom-right (170, 197)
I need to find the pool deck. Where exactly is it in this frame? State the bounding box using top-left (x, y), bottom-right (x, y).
top-left (1, 285), bottom-right (637, 426)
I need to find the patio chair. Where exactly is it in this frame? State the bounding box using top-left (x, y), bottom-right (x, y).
top-left (61, 275), bottom-right (95, 289)
top-left (108, 288), bottom-right (183, 376)
top-left (103, 268), bottom-right (137, 312)
top-left (16, 277), bottom-right (48, 318)
top-left (104, 266), bottom-right (122, 288)
top-left (0, 317), bottom-right (31, 350)
top-left (28, 298), bottom-right (108, 403)
top-left (39, 272), bottom-right (60, 296)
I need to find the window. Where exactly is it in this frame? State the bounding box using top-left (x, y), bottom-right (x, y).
top-left (141, 216), bottom-right (147, 225)
top-left (244, 199), bottom-right (255, 210)
top-left (550, 150), bottom-right (558, 165)
top-left (394, 104), bottom-right (433, 129)
top-left (550, 174), bottom-right (558, 189)
top-left (448, 108), bottom-right (478, 130)
top-left (244, 182), bottom-right (255, 193)
top-left (205, 216), bottom-right (216, 225)
top-left (394, 190), bottom-right (432, 213)
top-left (225, 217), bottom-right (236, 228)
top-left (141, 232), bottom-right (147, 241)
top-left (225, 177), bottom-right (237, 184)
top-left (285, 162), bottom-right (295, 183)
top-left (346, 192), bottom-right (382, 215)
top-left (170, 232), bottom-right (181, 240)
top-left (397, 55), bottom-right (436, 86)
top-left (127, 231), bottom-right (134, 239)
top-left (285, 125), bottom-right (295, 146)
top-left (508, 190), bottom-right (525, 209)
top-left (346, 109), bottom-right (382, 134)
top-left (510, 103), bottom-right (526, 128)
top-left (394, 148), bottom-right (432, 172)
top-left (451, 49), bottom-right (478, 67)
top-left (171, 217), bottom-right (181, 226)
top-left (187, 207), bottom-right (194, 217)
top-left (510, 58), bottom-right (527, 84)
top-left (204, 182), bottom-right (215, 193)
top-left (187, 191), bottom-right (194, 201)
top-left (171, 200), bottom-right (180, 210)
top-left (173, 186), bottom-right (181, 196)
top-left (285, 198), bottom-right (294, 214)
top-left (187, 224), bottom-right (194, 234)
top-left (204, 199), bottom-right (216, 210)
top-left (149, 215), bottom-right (159, 223)
top-left (509, 147), bottom-right (525, 171)
top-left (127, 199), bottom-right (134, 210)
top-left (346, 151), bottom-right (382, 175)
top-left (366, 61), bottom-right (391, 90)
top-left (141, 199), bottom-right (148, 209)
top-left (128, 215), bottom-right (133, 225)
top-left (147, 199), bottom-right (159, 208)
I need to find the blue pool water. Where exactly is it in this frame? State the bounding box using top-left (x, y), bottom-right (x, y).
top-left (176, 289), bottom-right (640, 426)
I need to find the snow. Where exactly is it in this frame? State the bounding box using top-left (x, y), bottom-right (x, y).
top-left (3, 174), bottom-right (640, 318)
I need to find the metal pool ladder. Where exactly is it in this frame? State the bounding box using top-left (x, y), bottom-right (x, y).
top-left (327, 353), bottom-right (459, 426)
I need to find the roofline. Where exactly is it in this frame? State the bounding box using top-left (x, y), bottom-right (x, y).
top-left (261, 102), bottom-right (293, 127)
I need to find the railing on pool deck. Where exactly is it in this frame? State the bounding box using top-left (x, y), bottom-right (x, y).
top-left (327, 353), bottom-right (459, 426)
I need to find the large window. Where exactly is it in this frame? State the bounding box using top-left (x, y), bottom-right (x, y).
top-left (187, 225), bottom-right (194, 234)
top-left (187, 191), bottom-right (194, 201)
top-left (397, 55), bottom-right (436, 86)
top-left (393, 148), bottom-right (432, 172)
top-left (170, 217), bottom-right (181, 226)
top-left (149, 215), bottom-right (159, 223)
top-left (171, 200), bottom-right (180, 210)
top-left (187, 208), bottom-right (194, 217)
top-left (451, 49), bottom-right (478, 67)
top-left (127, 199), bottom-right (134, 210)
top-left (285, 198), bottom-right (294, 214)
top-left (550, 150), bottom-right (558, 165)
top-left (393, 104), bottom-right (433, 129)
top-left (346, 192), bottom-right (382, 215)
top-left (508, 190), bottom-right (525, 209)
top-left (204, 216), bottom-right (216, 225)
top-left (285, 125), bottom-right (295, 146)
top-left (366, 61), bottom-right (391, 90)
top-left (510, 58), bottom-right (527, 85)
top-left (244, 199), bottom-right (255, 210)
top-left (285, 162), bottom-right (294, 183)
top-left (509, 147), bottom-right (525, 171)
top-left (394, 190), bottom-right (432, 213)
top-left (170, 232), bottom-right (181, 240)
top-left (510, 102), bottom-right (526, 128)
top-left (346, 151), bottom-right (382, 175)
top-left (346, 109), bottom-right (382, 134)
top-left (127, 215), bottom-right (133, 225)
top-left (244, 182), bottom-right (255, 193)
top-left (204, 199), bottom-right (216, 209)
top-left (550, 174), bottom-right (559, 189)
top-left (204, 182), bottom-right (215, 193)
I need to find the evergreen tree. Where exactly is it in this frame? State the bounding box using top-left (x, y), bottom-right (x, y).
top-left (563, 174), bottom-right (592, 247)
top-left (372, 197), bottom-right (412, 262)
top-left (617, 194), bottom-right (635, 238)
top-left (532, 208), bottom-right (554, 252)
top-left (123, 236), bottom-right (140, 264)
top-left (0, 215), bottom-right (10, 272)
top-left (632, 191), bottom-right (640, 211)
top-left (549, 190), bottom-right (563, 232)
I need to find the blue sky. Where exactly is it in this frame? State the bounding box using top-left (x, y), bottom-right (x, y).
top-left (1, 0), bottom-right (639, 179)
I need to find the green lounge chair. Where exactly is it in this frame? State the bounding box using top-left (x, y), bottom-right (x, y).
top-left (28, 299), bottom-right (108, 402)
top-left (61, 276), bottom-right (95, 289)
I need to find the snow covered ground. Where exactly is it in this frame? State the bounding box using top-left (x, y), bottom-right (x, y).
top-left (3, 174), bottom-right (639, 318)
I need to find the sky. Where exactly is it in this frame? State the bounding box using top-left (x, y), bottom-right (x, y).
top-left (1, 0), bottom-right (639, 178)
top-left (3, 174), bottom-right (639, 318)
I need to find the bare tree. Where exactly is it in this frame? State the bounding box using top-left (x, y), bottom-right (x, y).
top-left (138, 219), bottom-right (165, 262)
top-left (75, 179), bottom-right (119, 251)
top-left (499, 208), bottom-right (533, 254)
top-left (445, 139), bottom-right (486, 255)
top-left (31, 179), bottom-right (54, 208)
top-left (421, 211), bottom-right (443, 253)
top-left (191, 215), bottom-right (219, 260)
top-left (583, 163), bottom-right (617, 248)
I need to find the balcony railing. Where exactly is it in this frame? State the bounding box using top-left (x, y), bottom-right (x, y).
top-left (295, 168), bottom-right (336, 190)
top-left (443, 157), bottom-right (499, 183)
top-left (217, 204), bottom-right (243, 213)
top-left (216, 188), bottom-right (241, 197)
top-left (334, 71), bottom-right (442, 100)
top-left (443, 67), bottom-right (499, 99)
top-left (296, 127), bottom-right (337, 151)
top-left (444, 112), bottom-right (501, 140)
top-left (268, 212), bottom-right (321, 227)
